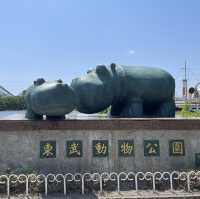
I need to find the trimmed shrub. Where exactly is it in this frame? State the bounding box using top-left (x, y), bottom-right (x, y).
top-left (0, 96), bottom-right (26, 111)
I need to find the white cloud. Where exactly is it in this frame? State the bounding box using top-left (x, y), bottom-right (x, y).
top-left (128, 50), bottom-right (135, 55)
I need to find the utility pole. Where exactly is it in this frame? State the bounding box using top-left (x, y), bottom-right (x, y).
top-left (182, 59), bottom-right (188, 100)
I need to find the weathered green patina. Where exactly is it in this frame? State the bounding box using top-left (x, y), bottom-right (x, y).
top-left (25, 79), bottom-right (76, 119)
top-left (25, 63), bottom-right (175, 119)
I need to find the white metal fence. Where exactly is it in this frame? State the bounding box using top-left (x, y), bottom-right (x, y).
top-left (0, 171), bottom-right (200, 197)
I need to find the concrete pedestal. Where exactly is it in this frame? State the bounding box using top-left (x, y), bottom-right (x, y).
top-left (0, 118), bottom-right (199, 172)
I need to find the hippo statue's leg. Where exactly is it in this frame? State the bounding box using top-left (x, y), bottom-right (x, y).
top-left (121, 98), bottom-right (143, 117)
top-left (156, 99), bottom-right (175, 117)
top-left (110, 101), bottom-right (124, 117)
top-left (25, 109), bottom-right (43, 120)
top-left (111, 98), bottom-right (143, 117)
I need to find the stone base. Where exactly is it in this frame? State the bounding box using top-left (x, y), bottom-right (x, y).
top-left (0, 118), bottom-right (200, 172)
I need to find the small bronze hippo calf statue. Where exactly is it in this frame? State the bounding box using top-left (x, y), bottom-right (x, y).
top-left (25, 63), bottom-right (175, 119)
top-left (25, 78), bottom-right (76, 119)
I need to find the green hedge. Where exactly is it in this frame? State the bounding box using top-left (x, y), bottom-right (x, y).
top-left (0, 96), bottom-right (26, 111)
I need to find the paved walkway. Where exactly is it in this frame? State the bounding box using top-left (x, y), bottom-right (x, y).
top-left (1, 191), bottom-right (200, 199)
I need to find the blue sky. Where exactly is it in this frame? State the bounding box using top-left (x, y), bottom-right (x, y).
top-left (0, 0), bottom-right (200, 96)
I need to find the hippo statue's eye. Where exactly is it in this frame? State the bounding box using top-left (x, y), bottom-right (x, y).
top-left (96, 65), bottom-right (110, 78)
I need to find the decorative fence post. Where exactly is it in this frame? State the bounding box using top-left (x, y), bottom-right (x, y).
top-left (0, 171), bottom-right (199, 196)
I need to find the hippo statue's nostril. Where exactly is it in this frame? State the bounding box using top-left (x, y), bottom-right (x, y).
top-left (34, 78), bottom-right (45, 86)
top-left (87, 68), bottom-right (93, 73)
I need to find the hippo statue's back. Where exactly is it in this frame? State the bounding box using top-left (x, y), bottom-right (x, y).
top-left (121, 65), bottom-right (175, 102)
top-left (71, 64), bottom-right (175, 117)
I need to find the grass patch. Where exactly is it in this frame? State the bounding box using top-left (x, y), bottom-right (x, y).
top-left (176, 101), bottom-right (200, 117)
top-left (176, 110), bottom-right (200, 117)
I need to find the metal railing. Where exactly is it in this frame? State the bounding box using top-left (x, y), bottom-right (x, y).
top-left (0, 171), bottom-right (200, 197)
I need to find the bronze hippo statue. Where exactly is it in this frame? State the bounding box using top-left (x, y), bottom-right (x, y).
top-left (25, 63), bottom-right (175, 119)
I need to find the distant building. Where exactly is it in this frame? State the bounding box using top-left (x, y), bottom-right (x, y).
top-left (0, 86), bottom-right (13, 97)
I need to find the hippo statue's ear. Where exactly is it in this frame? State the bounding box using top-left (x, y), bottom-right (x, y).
top-left (110, 63), bottom-right (117, 72)
top-left (57, 79), bottom-right (63, 83)
top-left (34, 78), bottom-right (45, 86)
top-left (96, 65), bottom-right (110, 78)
